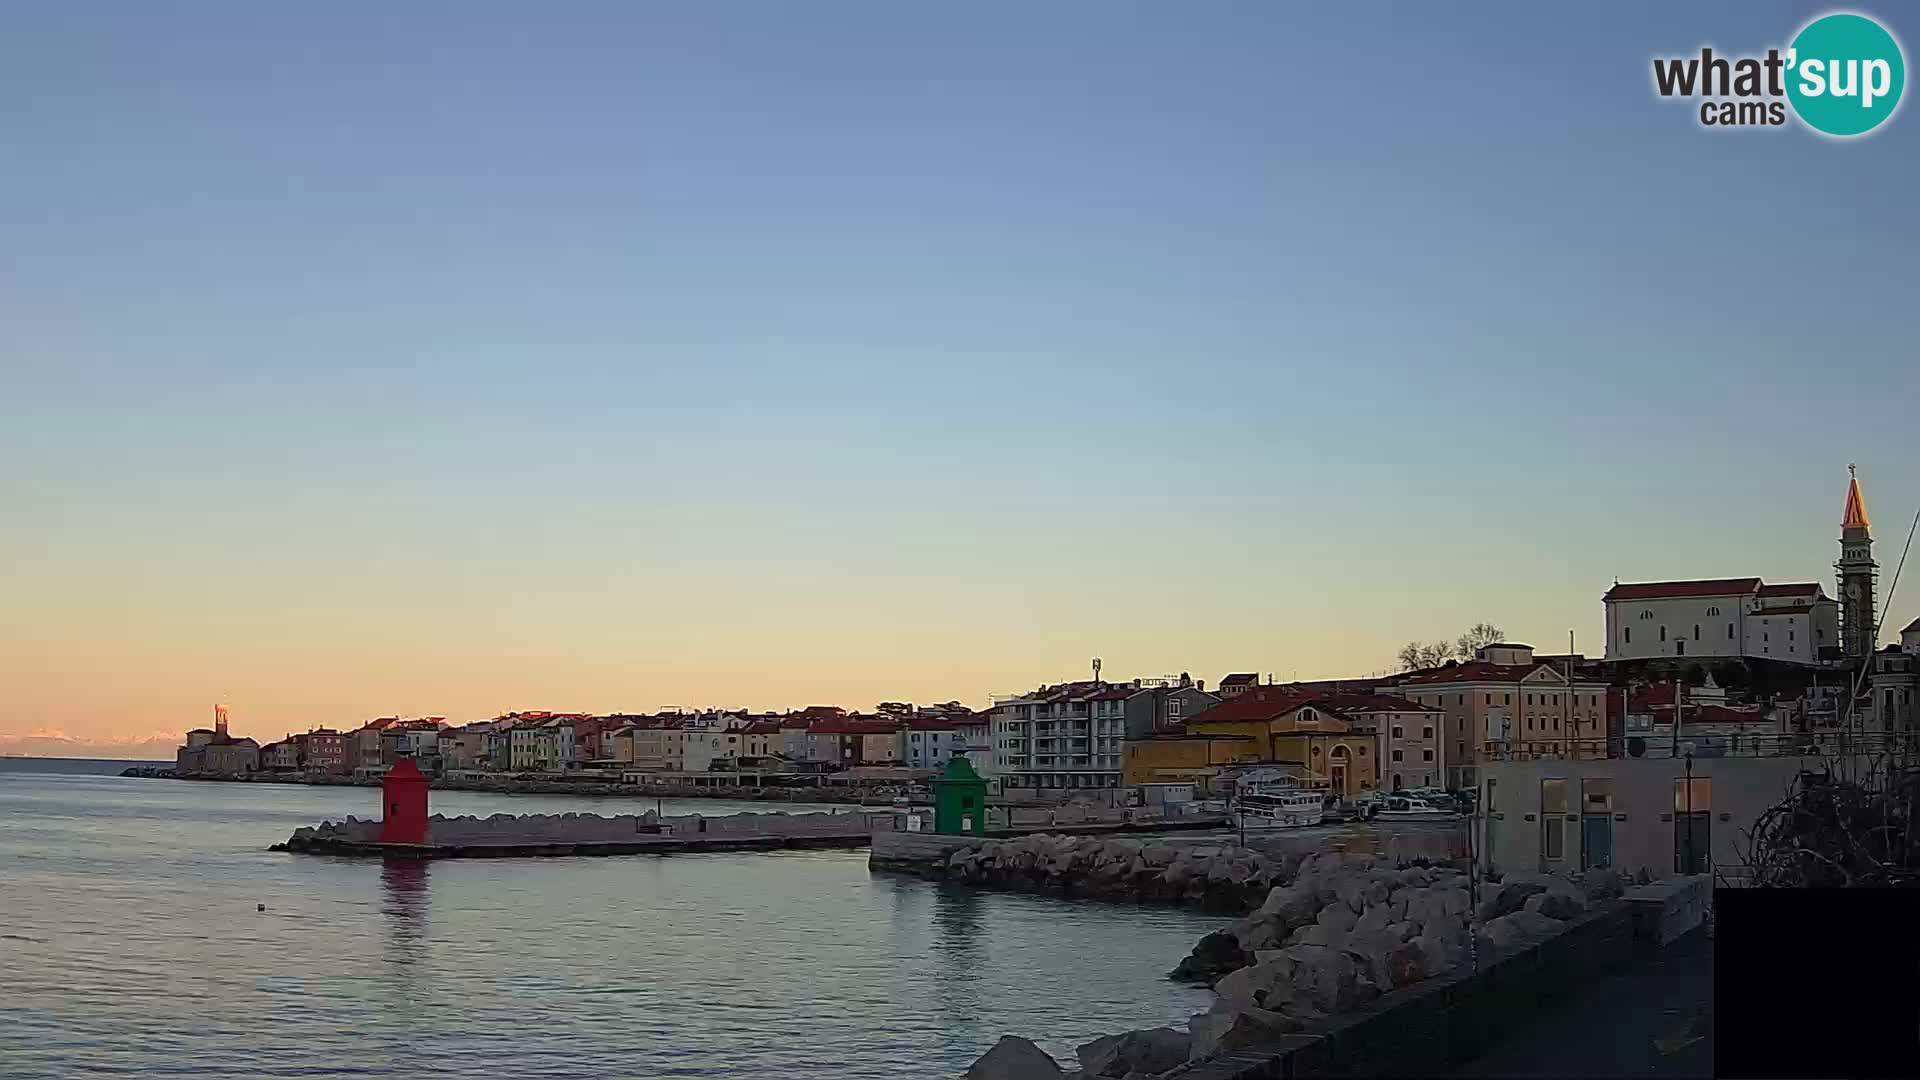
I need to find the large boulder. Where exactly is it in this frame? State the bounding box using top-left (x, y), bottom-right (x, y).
top-left (1257, 882), bottom-right (1320, 927)
top-left (1577, 866), bottom-right (1626, 901)
top-left (965, 1036), bottom-right (1064, 1080)
top-left (1213, 955), bottom-right (1299, 1014)
top-left (1187, 1005), bottom-right (1302, 1061)
top-left (1075, 1027), bottom-right (1191, 1077)
top-left (1286, 943), bottom-right (1370, 1013)
top-left (1475, 880), bottom-right (1548, 922)
top-left (1413, 926), bottom-right (1471, 978)
top-left (1479, 910), bottom-right (1567, 952)
top-left (1523, 884), bottom-right (1589, 921)
top-left (1314, 900), bottom-right (1360, 934)
top-left (1169, 928), bottom-right (1247, 984)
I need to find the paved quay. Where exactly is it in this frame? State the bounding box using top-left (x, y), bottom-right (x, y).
top-left (1450, 926), bottom-right (1713, 1078)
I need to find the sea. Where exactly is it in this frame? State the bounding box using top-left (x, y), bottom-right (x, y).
top-left (0, 758), bottom-right (1220, 1079)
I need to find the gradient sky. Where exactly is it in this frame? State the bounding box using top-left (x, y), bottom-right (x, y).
top-left (3, 2), bottom-right (1916, 751)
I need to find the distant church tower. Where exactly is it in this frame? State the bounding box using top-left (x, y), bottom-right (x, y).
top-left (1837, 464), bottom-right (1878, 657)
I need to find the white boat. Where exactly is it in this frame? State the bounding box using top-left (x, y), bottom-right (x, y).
top-left (1229, 788), bottom-right (1324, 830)
top-left (1373, 795), bottom-right (1457, 820)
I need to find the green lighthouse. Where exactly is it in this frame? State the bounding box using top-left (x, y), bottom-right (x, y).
top-left (932, 755), bottom-right (990, 835)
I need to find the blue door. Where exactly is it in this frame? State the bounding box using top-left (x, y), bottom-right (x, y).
top-left (1582, 814), bottom-right (1613, 869)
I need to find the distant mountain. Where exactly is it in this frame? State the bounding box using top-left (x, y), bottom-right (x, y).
top-left (0, 729), bottom-right (178, 760)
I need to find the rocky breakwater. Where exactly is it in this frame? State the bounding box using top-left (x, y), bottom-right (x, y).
top-left (929, 834), bottom-right (1304, 912)
top-left (278, 808), bottom-right (875, 854)
top-left (962, 853), bottom-right (1637, 1080)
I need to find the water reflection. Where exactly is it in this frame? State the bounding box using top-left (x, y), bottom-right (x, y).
top-left (931, 883), bottom-right (985, 1022)
top-left (380, 858), bottom-right (429, 961)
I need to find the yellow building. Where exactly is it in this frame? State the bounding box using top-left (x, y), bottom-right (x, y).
top-left (1121, 733), bottom-right (1256, 789)
top-left (1123, 687), bottom-right (1380, 798)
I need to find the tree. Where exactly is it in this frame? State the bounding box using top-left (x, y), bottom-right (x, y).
top-left (1396, 640), bottom-right (1454, 671)
top-left (1454, 622), bottom-right (1507, 660)
top-left (1395, 621), bottom-right (1508, 672)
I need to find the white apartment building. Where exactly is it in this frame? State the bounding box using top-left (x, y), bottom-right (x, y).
top-left (989, 681), bottom-right (1132, 791)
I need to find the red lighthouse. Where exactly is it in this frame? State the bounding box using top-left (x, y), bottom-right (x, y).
top-left (380, 757), bottom-right (430, 845)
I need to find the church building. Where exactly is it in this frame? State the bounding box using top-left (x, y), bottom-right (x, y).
top-left (1602, 468), bottom-right (1877, 666)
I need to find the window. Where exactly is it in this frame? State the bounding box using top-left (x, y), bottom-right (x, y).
top-left (1660, 626), bottom-right (1667, 642)
top-left (1422, 725), bottom-right (1434, 739)
top-left (1485, 777), bottom-right (1498, 812)
top-left (1706, 606), bottom-right (1720, 617)
top-left (1542, 778), bottom-right (1569, 814)
top-left (1693, 624), bottom-right (1700, 640)
top-left (1624, 627), bottom-right (1631, 644)
top-left (1674, 777), bottom-right (1712, 812)
top-left (1358, 745), bottom-right (1368, 755)
top-left (1391, 749), bottom-right (1403, 762)
top-left (1391, 725), bottom-right (1403, 738)
top-left (1504, 694), bottom-right (1511, 705)
top-left (1729, 624), bottom-right (1735, 640)
top-left (1422, 749), bottom-right (1434, 761)
top-left (1639, 610), bottom-right (1654, 620)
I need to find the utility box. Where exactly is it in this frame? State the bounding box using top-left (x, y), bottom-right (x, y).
top-left (932, 756), bottom-right (989, 835)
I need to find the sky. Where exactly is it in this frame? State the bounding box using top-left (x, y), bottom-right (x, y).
top-left (3, 2), bottom-right (1916, 754)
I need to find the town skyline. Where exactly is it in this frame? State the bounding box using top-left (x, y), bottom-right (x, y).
top-left (5, 2), bottom-right (1916, 752)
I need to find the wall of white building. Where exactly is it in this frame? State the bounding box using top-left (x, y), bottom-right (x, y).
top-left (1478, 755), bottom-right (1810, 883)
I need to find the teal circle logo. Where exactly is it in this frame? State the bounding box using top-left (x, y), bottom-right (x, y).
top-left (1786, 13), bottom-right (1905, 136)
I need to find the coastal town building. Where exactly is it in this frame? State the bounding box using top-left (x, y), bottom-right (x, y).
top-left (1869, 643), bottom-right (1918, 736)
top-left (1602, 578), bottom-right (1840, 665)
top-left (1838, 466), bottom-right (1878, 658)
top-left (902, 717), bottom-right (971, 769)
top-left (201, 737), bottom-right (260, 774)
top-left (1216, 673), bottom-right (1260, 699)
top-left (261, 740), bottom-right (300, 771)
top-left (989, 680), bottom-right (1132, 791)
top-left (1390, 643), bottom-right (1610, 789)
top-left (298, 729), bottom-right (348, 774)
top-left (1311, 692), bottom-right (1447, 791)
top-left (1123, 676), bottom-right (1220, 738)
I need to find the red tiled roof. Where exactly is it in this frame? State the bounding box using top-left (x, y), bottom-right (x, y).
top-left (742, 720), bottom-right (781, 735)
top-left (1087, 688), bottom-right (1135, 702)
top-left (1219, 673), bottom-right (1260, 686)
top-left (1396, 661), bottom-right (1558, 686)
top-left (1314, 692), bottom-right (1444, 714)
top-left (1603, 578), bottom-right (1760, 601)
top-left (809, 719), bottom-right (901, 736)
top-left (1757, 582), bottom-right (1824, 597)
top-left (1185, 687), bottom-right (1325, 726)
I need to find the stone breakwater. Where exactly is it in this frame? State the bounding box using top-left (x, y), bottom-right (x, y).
top-left (961, 849), bottom-right (1641, 1080)
top-left (876, 826), bottom-right (1467, 913)
top-left (277, 808), bottom-right (881, 856)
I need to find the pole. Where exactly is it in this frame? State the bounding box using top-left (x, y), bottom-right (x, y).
top-left (1684, 751), bottom-right (1695, 874)
top-left (1565, 630), bottom-right (1575, 759)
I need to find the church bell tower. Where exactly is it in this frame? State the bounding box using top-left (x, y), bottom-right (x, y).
top-left (1837, 464), bottom-right (1878, 658)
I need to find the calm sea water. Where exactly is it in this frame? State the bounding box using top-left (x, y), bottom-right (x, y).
top-left (0, 759), bottom-right (1220, 1079)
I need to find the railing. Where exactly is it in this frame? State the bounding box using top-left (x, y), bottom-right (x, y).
top-left (1482, 731), bottom-right (1918, 762)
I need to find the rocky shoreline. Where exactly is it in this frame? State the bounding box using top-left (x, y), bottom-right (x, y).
top-left (956, 841), bottom-right (1639, 1079)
